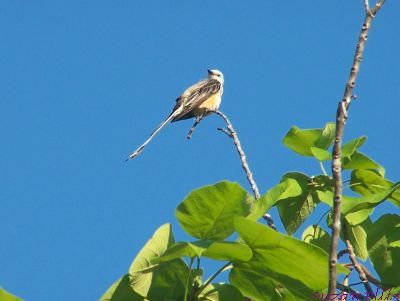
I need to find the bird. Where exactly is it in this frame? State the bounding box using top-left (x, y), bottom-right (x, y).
top-left (126, 69), bottom-right (224, 161)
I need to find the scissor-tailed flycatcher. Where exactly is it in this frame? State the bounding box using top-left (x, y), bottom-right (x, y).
top-left (126, 69), bottom-right (224, 160)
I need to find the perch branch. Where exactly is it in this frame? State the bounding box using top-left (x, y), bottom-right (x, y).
top-left (187, 116), bottom-right (204, 140)
top-left (328, 0), bottom-right (386, 295)
top-left (213, 110), bottom-right (260, 199)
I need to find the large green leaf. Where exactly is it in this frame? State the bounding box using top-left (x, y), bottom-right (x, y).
top-left (310, 147), bottom-right (332, 161)
top-left (344, 218), bottom-right (372, 261)
top-left (318, 187), bottom-right (399, 226)
top-left (146, 260), bottom-right (189, 301)
top-left (342, 151), bottom-right (384, 174)
top-left (230, 268), bottom-right (309, 301)
top-left (247, 178), bottom-right (302, 221)
top-left (231, 218), bottom-right (332, 300)
top-left (160, 241), bottom-right (212, 261)
top-left (302, 225), bottom-right (331, 254)
top-left (203, 241), bottom-right (252, 262)
top-left (367, 214), bottom-right (400, 286)
top-left (314, 122), bottom-right (336, 149)
top-left (341, 136), bottom-right (366, 158)
top-left (176, 181), bottom-right (251, 241)
top-left (351, 170), bottom-right (400, 206)
top-left (283, 123), bottom-right (334, 157)
top-left (100, 275), bottom-right (143, 301)
top-left (276, 173), bottom-right (322, 235)
top-left (198, 283), bottom-right (243, 301)
top-left (128, 223), bottom-right (188, 299)
top-left (160, 241), bottom-right (252, 262)
top-left (0, 288), bottom-right (23, 301)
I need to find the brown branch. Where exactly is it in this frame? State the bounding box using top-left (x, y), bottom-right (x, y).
top-left (359, 263), bottom-right (384, 288)
top-left (343, 222), bottom-right (375, 297)
top-left (337, 283), bottom-right (368, 301)
top-left (327, 1), bottom-right (386, 295)
top-left (187, 116), bottom-right (204, 140)
top-left (214, 110), bottom-right (261, 199)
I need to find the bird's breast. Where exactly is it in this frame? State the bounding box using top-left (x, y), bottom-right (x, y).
top-left (198, 92), bottom-right (222, 111)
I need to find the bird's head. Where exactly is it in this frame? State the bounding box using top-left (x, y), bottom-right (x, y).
top-left (207, 69), bottom-right (224, 83)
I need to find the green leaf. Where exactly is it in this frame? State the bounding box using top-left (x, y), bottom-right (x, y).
top-left (146, 260), bottom-right (189, 301)
top-left (367, 214), bottom-right (400, 286)
top-left (0, 288), bottom-right (23, 301)
top-left (310, 147), bottom-right (332, 161)
top-left (230, 268), bottom-right (310, 301)
top-left (247, 178), bottom-right (302, 221)
top-left (342, 151), bottom-right (384, 175)
top-left (203, 241), bottom-right (252, 262)
top-left (160, 241), bottom-right (212, 262)
top-left (129, 223), bottom-right (188, 298)
top-left (344, 218), bottom-right (372, 261)
top-left (100, 275), bottom-right (143, 301)
top-left (302, 225), bottom-right (331, 254)
top-left (314, 122), bottom-right (336, 149)
top-left (198, 283), bottom-right (243, 301)
top-left (351, 170), bottom-right (400, 206)
top-left (176, 181), bottom-right (251, 241)
top-left (344, 184), bottom-right (400, 225)
top-left (276, 173), bottom-right (320, 235)
top-left (341, 136), bottom-right (367, 158)
top-left (231, 218), bottom-right (332, 300)
top-left (283, 127), bottom-right (324, 156)
top-left (160, 240), bottom-right (252, 262)
top-left (318, 186), bottom-right (399, 226)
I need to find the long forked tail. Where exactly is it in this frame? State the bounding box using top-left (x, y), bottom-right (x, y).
top-left (126, 112), bottom-right (177, 161)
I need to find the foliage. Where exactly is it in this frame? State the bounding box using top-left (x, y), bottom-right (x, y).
top-left (100, 122), bottom-right (400, 300)
top-left (0, 288), bottom-right (23, 301)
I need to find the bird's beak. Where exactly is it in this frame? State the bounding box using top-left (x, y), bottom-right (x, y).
top-left (207, 69), bottom-right (213, 75)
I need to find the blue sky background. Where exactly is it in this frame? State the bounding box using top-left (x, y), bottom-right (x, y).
top-left (1, 1), bottom-right (399, 300)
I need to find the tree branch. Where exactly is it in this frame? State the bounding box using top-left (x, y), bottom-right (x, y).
top-left (213, 110), bottom-right (260, 199)
top-left (328, 2), bottom-right (386, 295)
top-left (342, 222), bottom-right (375, 297)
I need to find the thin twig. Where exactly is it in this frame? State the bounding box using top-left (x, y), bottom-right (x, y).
top-left (337, 283), bottom-right (368, 301)
top-left (337, 249), bottom-right (349, 259)
top-left (217, 127), bottom-right (233, 138)
top-left (187, 116), bottom-right (204, 140)
top-left (342, 223), bottom-right (375, 297)
top-left (213, 110), bottom-right (260, 199)
top-left (359, 262), bottom-right (384, 288)
top-left (327, 1), bottom-right (386, 295)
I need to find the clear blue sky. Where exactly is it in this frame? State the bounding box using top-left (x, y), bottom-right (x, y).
top-left (1, 1), bottom-right (399, 300)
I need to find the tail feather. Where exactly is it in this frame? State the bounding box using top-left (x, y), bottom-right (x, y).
top-left (126, 112), bottom-right (176, 161)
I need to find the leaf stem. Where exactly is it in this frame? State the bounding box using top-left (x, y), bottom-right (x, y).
top-left (319, 161), bottom-right (328, 176)
top-left (184, 257), bottom-right (195, 301)
top-left (316, 209), bottom-right (331, 227)
top-left (192, 261), bottom-right (232, 299)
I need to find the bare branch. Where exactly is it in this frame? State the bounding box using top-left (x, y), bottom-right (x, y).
top-left (213, 110), bottom-right (260, 199)
top-left (337, 284), bottom-right (368, 301)
top-left (359, 263), bottom-right (384, 288)
top-left (343, 223), bottom-right (375, 297)
top-left (327, 1), bottom-right (387, 295)
top-left (262, 213), bottom-right (277, 230)
top-left (187, 116), bottom-right (204, 140)
top-left (370, 0), bottom-right (386, 16)
top-left (364, 0), bottom-right (370, 13)
top-left (217, 127), bottom-right (233, 138)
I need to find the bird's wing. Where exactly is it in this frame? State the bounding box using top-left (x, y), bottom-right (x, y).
top-left (172, 79), bottom-right (221, 120)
